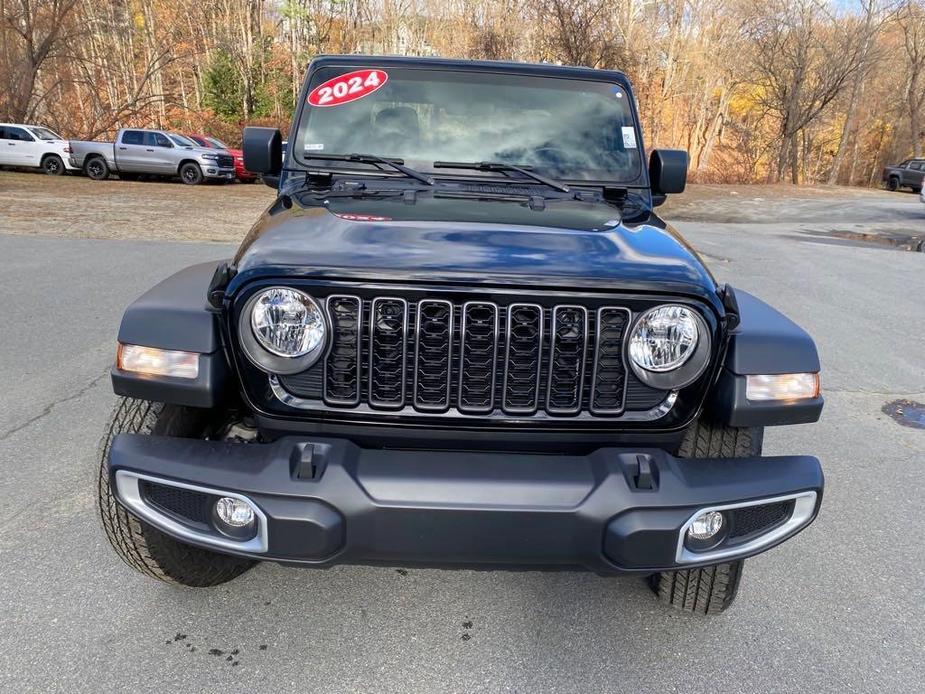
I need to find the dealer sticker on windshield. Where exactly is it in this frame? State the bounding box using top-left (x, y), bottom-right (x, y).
top-left (621, 126), bottom-right (637, 149)
top-left (308, 69), bottom-right (388, 108)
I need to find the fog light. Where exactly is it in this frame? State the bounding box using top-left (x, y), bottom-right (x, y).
top-left (215, 497), bottom-right (255, 527)
top-left (687, 511), bottom-right (724, 540)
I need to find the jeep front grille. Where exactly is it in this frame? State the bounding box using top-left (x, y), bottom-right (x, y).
top-left (282, 295), bottom-right (653, 419)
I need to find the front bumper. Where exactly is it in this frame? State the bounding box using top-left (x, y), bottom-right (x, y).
top-left (109, 434), bottom-right (823, 573)
top-left (201, 165), bottom-right (235, 180)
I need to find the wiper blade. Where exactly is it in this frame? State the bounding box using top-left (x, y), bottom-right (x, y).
top-left (432, 160), bottom-right (569, 193)
top-left (306, 153), bottom-right (434, 186)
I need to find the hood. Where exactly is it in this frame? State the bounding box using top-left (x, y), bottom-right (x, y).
top-left (229, 190), bottom-right (718, 303)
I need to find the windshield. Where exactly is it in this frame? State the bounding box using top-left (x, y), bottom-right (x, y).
top-left (168, 133), bottom-right (197, 147)
top-left (295, 67), bottom-right (642, 183)
top-left (207, 137), bottom-right (229, 149)
top-left (28, 127), bottom-right (61, 140)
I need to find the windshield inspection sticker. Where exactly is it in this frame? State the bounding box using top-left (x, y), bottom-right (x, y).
top-left (621, 126), bottom-right (637, 149)
top-left (307, 69), bottom-right (388, 108)
top-left (304, 143), bottom-right (324, 151)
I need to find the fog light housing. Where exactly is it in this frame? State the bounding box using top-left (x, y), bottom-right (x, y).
top-left (688, 510), bottom-right (725, 540)
top-left (685, 510), bottom-right (727, 552)
top-left (212, 497), bottom-right (257, 540)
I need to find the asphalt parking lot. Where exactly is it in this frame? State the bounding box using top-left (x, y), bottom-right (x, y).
top-left (0, 174), bottom-right (923, 692)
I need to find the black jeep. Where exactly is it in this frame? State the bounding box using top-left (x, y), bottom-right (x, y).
top-left (98, 56), bottom-right (824, 615)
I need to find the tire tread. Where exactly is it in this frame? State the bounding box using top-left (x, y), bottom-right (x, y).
top-left (97, 397), bottom-right (254, 587)
top-left (648, 418), bottom-right (762, 615)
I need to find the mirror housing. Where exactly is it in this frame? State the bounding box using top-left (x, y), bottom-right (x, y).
top-left (243, 127), bottom-right (282, 185)
top-left (649, 149), bottom-right (688, 206)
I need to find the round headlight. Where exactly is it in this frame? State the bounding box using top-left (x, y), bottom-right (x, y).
top-left (250, 288), bottom-right (325, 357)
top-left (629, 305), bottom-right (699, 372)
top-left (627, 305), bottom-right (710, 390)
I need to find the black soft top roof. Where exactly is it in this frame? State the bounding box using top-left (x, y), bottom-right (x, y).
top-left (307, 55), bottom-right (632, 89)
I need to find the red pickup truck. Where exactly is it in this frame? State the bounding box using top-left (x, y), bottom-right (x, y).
top-left (186, 134), bottom-right (257, 182)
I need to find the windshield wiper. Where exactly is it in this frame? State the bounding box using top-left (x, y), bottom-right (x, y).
top-left (432, 160), bottom-right (569, 193)
top-left (306, 153), bottom-right (434, 186)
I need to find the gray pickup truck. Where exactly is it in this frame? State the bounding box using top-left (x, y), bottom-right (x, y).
top-left (882, 158), bottom-right (924, 192)
top-left (69, 128), bottom-right (236, 184)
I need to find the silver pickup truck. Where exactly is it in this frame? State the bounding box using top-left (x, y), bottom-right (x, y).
top-left (69, 128), bottom-right (235, 184)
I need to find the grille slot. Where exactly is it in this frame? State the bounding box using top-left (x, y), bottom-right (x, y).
top-left (591, 307), bottom-right (630, 414)
top-left (369, 297), bottom-right (408, 408)
top-left (503, 304), bottom-right (544, 414)
top-left (458, 302), bottom-right (499, 413)
top-left (546, 305), bottom-right (588, 414)
top-left (414, 300), bottom-right (453, 411)
top-left (324, 295), bottom-right (361, 405)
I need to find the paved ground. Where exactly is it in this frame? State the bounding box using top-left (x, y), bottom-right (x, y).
top-left (0, 173), bottom-right (923, 692)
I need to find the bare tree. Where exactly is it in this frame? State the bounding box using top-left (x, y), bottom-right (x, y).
top-left (536, 0), bottom-right (625, 69)
top-left (748, 0), bottom-right (868, 182)
top-left (898, 0), bottom-right (925, 156)
top-left (0, 0), bottom-right (79, 121)
top-left (827, 0), bottom-right (892, 184)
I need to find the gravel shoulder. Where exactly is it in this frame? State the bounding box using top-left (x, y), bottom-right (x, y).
top-left (0, 171), bottom-right (271, 242)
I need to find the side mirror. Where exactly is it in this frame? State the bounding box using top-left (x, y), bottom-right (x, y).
top-left (243, 127), bottom-right (282, 187)
top-left (649, 149), bottom-right (688, 206)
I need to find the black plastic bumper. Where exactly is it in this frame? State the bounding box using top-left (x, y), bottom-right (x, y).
top-left (109, 434), bottom-right (823, 573)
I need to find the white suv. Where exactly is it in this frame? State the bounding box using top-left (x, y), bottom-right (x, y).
top-left (0, 123), bottom-right (76, 175)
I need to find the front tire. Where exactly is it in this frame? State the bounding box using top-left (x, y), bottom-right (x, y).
top-left (42, 154), bottom-right (65, 175)
top-left (97, 397), bottom-right (254, 586)
top-left (648, 560), bottom-right (744, 615)
top-left (179, 162), bottom-right (203, 185)
top-left (647, 419), bottom-right (763, 615)
top-left (887, 176), bottom-right (900, 192)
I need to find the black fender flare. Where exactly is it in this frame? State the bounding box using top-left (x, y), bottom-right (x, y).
top-left (111, 262), bottom-right (230, 408)
top-left (713, 289), bottom-right (823, 426)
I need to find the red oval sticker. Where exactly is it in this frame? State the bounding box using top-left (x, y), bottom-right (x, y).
top-left (307, 69), bottom-right (388, 108)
